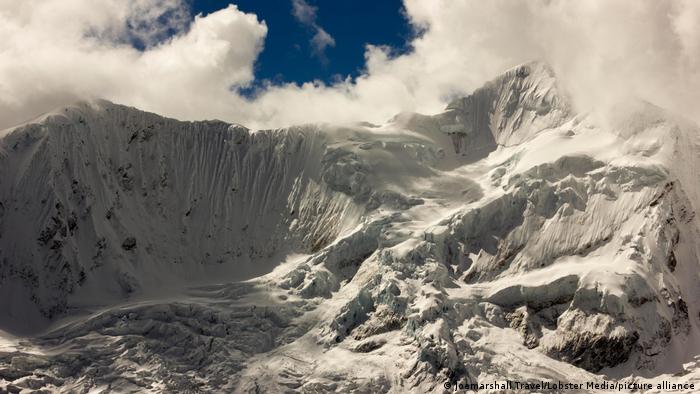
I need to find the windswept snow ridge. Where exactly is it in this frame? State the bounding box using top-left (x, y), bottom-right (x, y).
top-left (2, 62), bottom-right (700, 393)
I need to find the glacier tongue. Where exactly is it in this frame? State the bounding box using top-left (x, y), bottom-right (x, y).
top-left (2, 63), bottom-right (700, 393)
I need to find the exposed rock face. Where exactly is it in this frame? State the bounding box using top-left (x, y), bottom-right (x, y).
top-left (542, 310), bottom-right (640, 372)
top-left (2, 62), bottom-right (700, 393)
top-left (506, 306), bottom-right (544, 349)
top-left (121, 237), bottom-right (137, 251)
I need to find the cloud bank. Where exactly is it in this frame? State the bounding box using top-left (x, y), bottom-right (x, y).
top-left (0, 0), bottom-right (698, 131)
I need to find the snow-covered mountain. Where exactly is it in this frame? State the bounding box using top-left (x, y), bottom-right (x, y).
top-left (2, 61), bottom-right (700, 393)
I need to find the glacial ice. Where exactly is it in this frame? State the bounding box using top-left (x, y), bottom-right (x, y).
top-left (2, 62), bottom-right (700, 392)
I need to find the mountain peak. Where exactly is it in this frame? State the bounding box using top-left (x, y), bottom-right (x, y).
top-left (443, 60), bottom-right (570, 147)
top-left (503, 60), bottom-right (556, 80)
top-left (447, 60), bottom-right (560, 110)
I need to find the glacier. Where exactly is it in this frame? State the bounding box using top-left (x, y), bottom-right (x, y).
top-left (1, 62), bottom-right (700, 392)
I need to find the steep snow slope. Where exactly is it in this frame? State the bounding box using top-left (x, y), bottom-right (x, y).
top-left (2, 62), bottom-right (700, 393)
top-left (0, 104), bottom-right (365, 333)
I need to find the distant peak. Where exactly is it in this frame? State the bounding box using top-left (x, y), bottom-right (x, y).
top-left (447, 61), bottom-right (561, 112)
top-left (437, 60), bottom-right (571, 146)
top-left (504, 60), bottom-right (556, 80)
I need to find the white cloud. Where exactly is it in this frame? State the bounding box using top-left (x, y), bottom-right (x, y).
top-left (0, 0), bottom-right (265, 129)
top-left (291, 0), bottom-right (316, 25)
top-left (310, 27), bottom-right (335, 62)
top-left (0, 0), bottom-right (699, 131)
top-left (291, 0), bottom-right (335, 62)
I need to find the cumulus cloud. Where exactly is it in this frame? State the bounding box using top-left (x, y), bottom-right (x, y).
top-left (0, 0), bottom-right (265, 129)
top-left (291, 0), bottom-right (335, 62)
top-left (0, 0), bottom-right (699, 131)
top-left (240, 0), bottom-right (700, 128)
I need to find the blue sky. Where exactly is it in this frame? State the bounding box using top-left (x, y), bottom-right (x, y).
top-left (189, 0), bottom-right (412, 85)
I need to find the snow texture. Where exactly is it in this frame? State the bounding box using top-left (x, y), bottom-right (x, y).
top-left (2, 61), bottom-right (700, 393)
